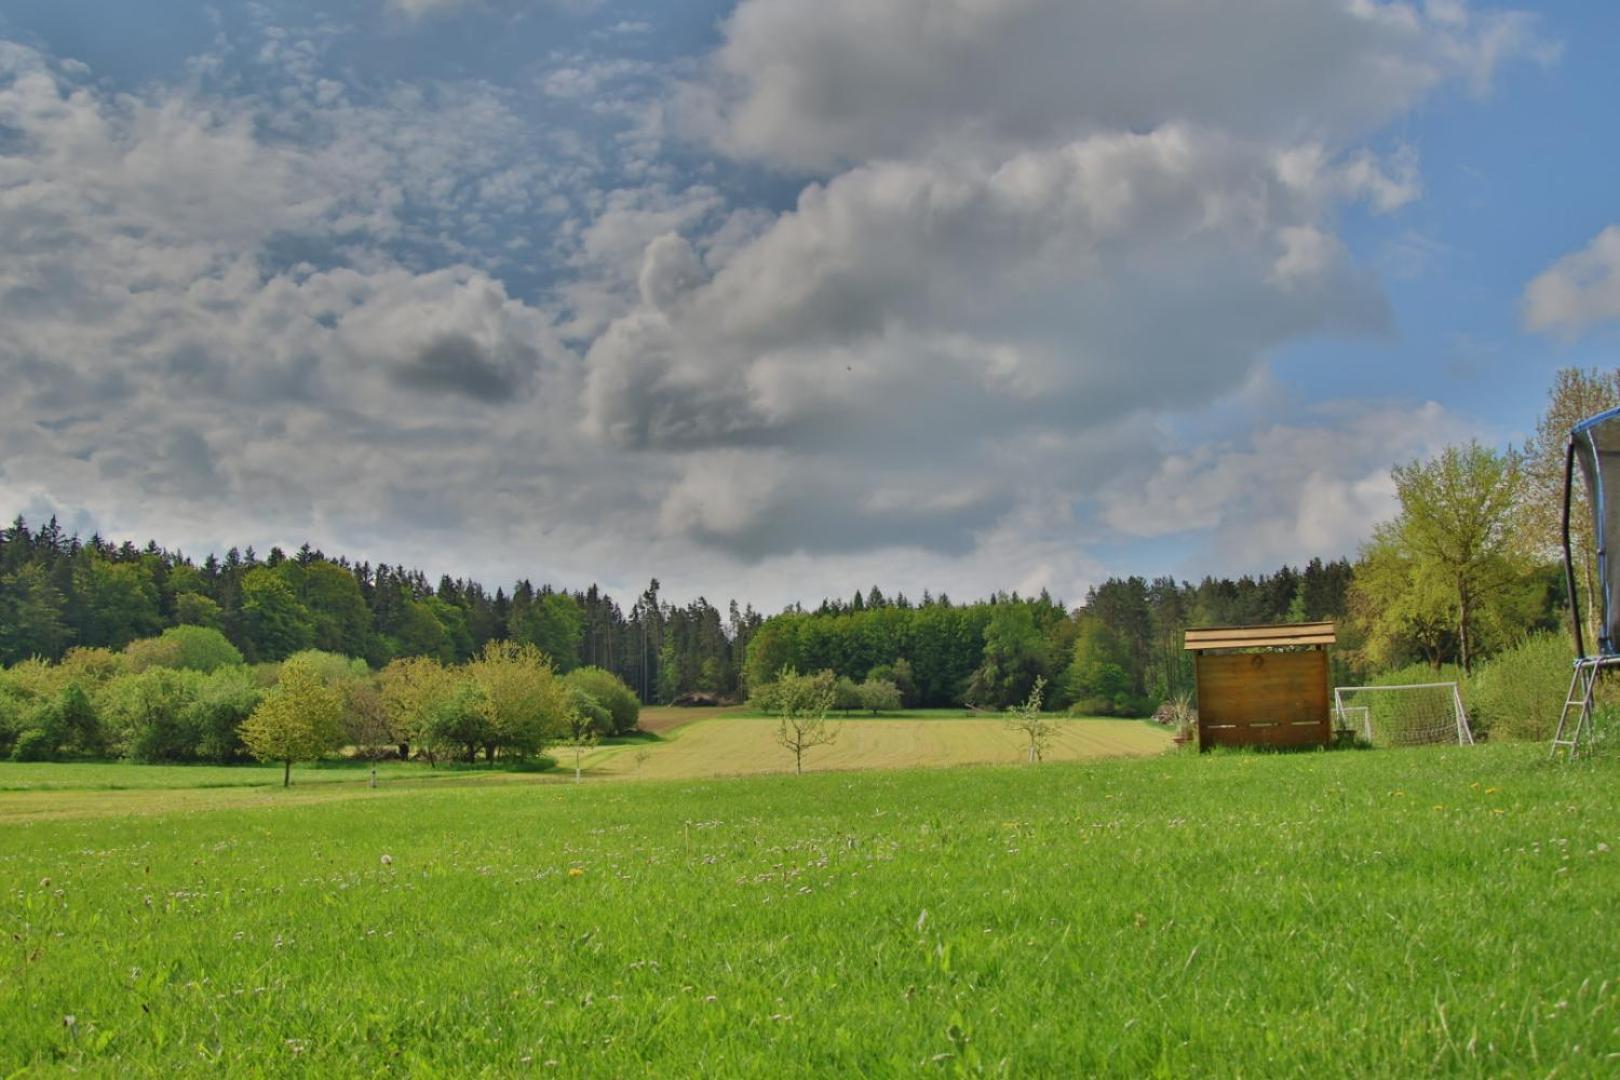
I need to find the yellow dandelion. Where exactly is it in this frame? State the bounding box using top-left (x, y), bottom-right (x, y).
top-left (568, 867), bottom-right (585, 878)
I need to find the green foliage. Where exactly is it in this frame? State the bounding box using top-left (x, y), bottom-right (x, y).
top-left (1064, 616), bottom-right (1150, 716)
top-left (423, 680), bottom-right (494, 764)
top-left (280, 649), bottom-right (369, 686)
top-left (1003, 676), bottom-right (1052, 764)
top-left (865, 658), bottom-right (917, 706)
top-left (1466, 633), bottom-right (1574, 742)
top-left (124, 626), bottom-right (244, 674)
top-left (174, 591), bottom-right (224, 630)
top-left (377, 656), bottom-right (457, 762)
top-left (98, 668), bottom-right (206, 763)
top-left (833, 674), bottom-right (863, 713)
top-left (186, 667), bottom-right (264, 763)
top-left (278, 560), bottom-right (373, 658)
top-left (564, 667), bottom-right (641, 735)
top-left (1365, 442), bottom-right (1530, 672)
top-left (237, 568), bottom-right (315, 662)
top-left (240, 654), bottom-right (345, 783)
top-left (0, 563), bottom-right (71, 664)
top-left (856, 678), bottom-right (903, 714)
top-left (467, 640), bottom-right (568, 759)
top-left (72, 557), bottom-right (163, 652)
top-left (514, 593), bottom-right (583, 673)
top-left (566, 687), bottom-right (612, 738)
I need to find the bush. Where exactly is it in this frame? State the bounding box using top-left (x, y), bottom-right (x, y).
top-left (833, 676), bottom-right (862, 714)
top-left (187, 667), bottom-right (264, 762)
top-left (857, 678), bottom-right (903, 714)
top-left (10, 727), bottom-right (57, 762)
top-left (98, 668), bottom-right (205, 762)
top-left (280, 650), bottom-right (369, 685)
top-left (1467, 633), bottom-right (1573, 741)
top-left (8, 683), bottom-right (104, 761)
top-left (564, 667), bottom-right (641, 735)
top-left (124, 626), bottom-right (244, 674)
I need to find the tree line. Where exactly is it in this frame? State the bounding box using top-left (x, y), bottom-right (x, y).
top-left (0, 527), bottom-right (758, 705)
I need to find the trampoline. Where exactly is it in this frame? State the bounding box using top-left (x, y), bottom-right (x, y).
top-left (1553, 405), bottom-right (1620, 755)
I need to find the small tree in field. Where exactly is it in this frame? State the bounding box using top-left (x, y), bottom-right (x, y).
top-left (240, 655), bottom-right (344, 786)
top-left (562, 686), bottom-right (610, 782)
top-left (1004, 676), bottom-right (1052, 765)
top-left (772, 668), bottom-right (838, 774)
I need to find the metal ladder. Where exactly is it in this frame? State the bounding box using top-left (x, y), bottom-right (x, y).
top-left (1551, 660), bottom-right (1602, 758)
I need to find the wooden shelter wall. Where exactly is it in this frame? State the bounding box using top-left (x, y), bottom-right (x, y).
top-left (1195, 650), bottom-right (1330, 749)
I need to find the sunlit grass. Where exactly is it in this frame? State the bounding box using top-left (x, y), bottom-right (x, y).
top-left (2, 744), bottom-right (1617, 1073)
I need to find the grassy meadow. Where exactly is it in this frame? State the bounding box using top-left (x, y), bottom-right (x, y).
top-left (584, 708), bottom-right (1170, 780)
top-left (3, 741), bottom-right (1619, 1074)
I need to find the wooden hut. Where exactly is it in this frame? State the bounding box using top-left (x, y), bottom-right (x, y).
top-left (1183, 622), bottom-right (1335, 749)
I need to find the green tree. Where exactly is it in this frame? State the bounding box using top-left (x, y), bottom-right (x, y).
top-left (124, 626), bottom-right (244, 673)
top-left (515, 593), bottom-right (584, 673)
top-left (857, 678), bottom-right (903, 714)
top-left (240, 655), bottom-right (344, 785)
top-left (174, 592), bottom-right (224, 630)
top-left (0, 564), bottom-right (71, 664)
top-left (564, 666), bottom-right (641, 735)
top-left (467, 640), bottom-right (568, 761)
top-left (1522, 368), bottom-right (1620, 645)
top-left (423, 681), bottom-right (494, 765)
top-left (1377, 442), bottom-right (1529, 672)
top-left (378, 656), bottom-right (457, 763)
top-left (72, 558), bottom-right (162, 651)
top-left (966, 604), bottom-right (1050, 709)
top-left (237, 568), bottom-right (315, 662)
top-left (283, 560), bottom-right (373, 658)
top-left (771, 668), bottom-right (838, 775)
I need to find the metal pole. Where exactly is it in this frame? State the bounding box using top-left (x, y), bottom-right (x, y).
top-left (1564, 436), bottom-right (1586, 660)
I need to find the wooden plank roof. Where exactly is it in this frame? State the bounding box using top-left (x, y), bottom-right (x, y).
top-left (1183, 621), bottom-right (1336, 651)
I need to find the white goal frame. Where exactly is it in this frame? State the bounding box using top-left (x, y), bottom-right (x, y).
top-left (1333, 682), bottom-right (1475, 746)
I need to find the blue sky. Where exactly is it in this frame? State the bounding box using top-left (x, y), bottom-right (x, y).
top-left (2, 1), bottom-right (1618, 610)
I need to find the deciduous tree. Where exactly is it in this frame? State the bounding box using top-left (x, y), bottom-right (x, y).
top-left (240, 655), bottom-right (344, 785)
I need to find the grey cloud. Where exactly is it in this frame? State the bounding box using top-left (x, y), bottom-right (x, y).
top-left (393, 333), bottom-right (539, 403)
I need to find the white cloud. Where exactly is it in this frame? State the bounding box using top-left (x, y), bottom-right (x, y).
top-left (1099, 402), bottom-right (1475, 569)
top-left (0, 2), bottom-right (1556, 609)
top-left (1523, 225), bottom-right (1620, 335)
top-left (680, 0), bottom-right (1546, 171)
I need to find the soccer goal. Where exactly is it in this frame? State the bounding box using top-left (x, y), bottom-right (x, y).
top-left (1333, 682), bottom-right (1475, 747)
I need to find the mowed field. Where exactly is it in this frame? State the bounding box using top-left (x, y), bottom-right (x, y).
top-left (2, 743), bottom-right (1619, 1074)
top-left (586, 709), bottom-right (1170, 780)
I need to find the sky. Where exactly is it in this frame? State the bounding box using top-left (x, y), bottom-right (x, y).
top-left (3, 0), bottom-right (1620, 613)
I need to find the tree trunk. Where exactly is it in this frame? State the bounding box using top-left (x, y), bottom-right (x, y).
top-left (398, 741), bottom-right (409, 761)
top-left (1457, 577), bottom-right (1472, 673)
top-left (794, 746), bottom-right (802, 774)
top-left (283, 759), bottom-right (291, 788)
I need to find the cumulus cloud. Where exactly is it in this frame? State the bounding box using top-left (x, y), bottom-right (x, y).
top-left (1523, 225), bottom-right (1620, 335)
top-left (1099, 402), bottom-right (1476, 569)
top-left (680, 0), bottom-right (1546, 171)
top-left (0, 2), bottom-right (1554, 609)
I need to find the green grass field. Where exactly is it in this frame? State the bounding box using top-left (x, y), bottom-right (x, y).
top-left (3, 742), bottom-right (1619, 1074)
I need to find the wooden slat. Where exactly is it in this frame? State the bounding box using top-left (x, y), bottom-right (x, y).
top-left (1194, 650), bottom-right (1331, 750)
top-left (1184, 622), bottom-right (1336, 651)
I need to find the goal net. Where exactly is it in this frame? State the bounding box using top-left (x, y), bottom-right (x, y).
top-left (1333, 682), bottom-right (1475, 747)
